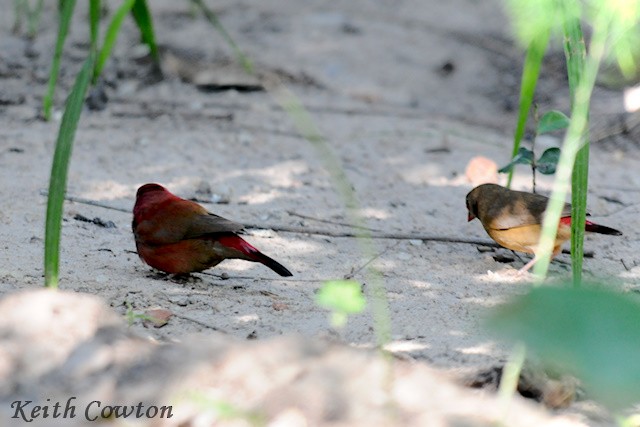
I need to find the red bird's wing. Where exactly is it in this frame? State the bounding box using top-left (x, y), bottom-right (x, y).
top-left (182, 213), bottom-right (245, 239)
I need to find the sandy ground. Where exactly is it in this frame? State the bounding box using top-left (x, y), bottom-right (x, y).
top-left (1, 0), bottom-right (640, 425)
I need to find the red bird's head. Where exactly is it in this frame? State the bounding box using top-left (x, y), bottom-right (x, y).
top-left (136, 183), bottom-right (167, 199)
top-left (133, 183), bottom-right (174, 220)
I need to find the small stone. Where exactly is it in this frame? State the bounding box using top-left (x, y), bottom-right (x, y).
top-left (397, 252), bottom-right (411, 261)
top-left (272, 302), bottom-right (289, 311)
top-left (143, 308), bottom-right (173, 328)
top-left (170, 295), bottom-right (189, 307)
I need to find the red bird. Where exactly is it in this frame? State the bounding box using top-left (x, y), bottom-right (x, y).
top-left (132, 183), bottom-right (292, 276)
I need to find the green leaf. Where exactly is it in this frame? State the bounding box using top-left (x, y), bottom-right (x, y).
top-left (488, 286), bottom-right (640, 410)
top-left (316, 280), bottom-right (366, 328)
top-left (498, 147), bottom-right (534, 173)
top-left (537, 110), bottom-right (570, 134)
top-left (131, 0), bottom-right (160, 62)
top-left (535, 147), bottom-right (561, 174)
top-left (44, 53), bottom-right (95, 288)
top-left (94, 0), bottom-right (136, 81)
top-left (42, 0), bottom-right (77, 121)
top-left (190, 0), bottom-right (254, 74)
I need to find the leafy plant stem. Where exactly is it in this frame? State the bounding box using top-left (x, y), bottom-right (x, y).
top-left (531, 106), bottom-right (538, 193)
top-left (532, 11), bottom-right (610, 281)
top-left (562, 4), bottom-right (589, 287)
top-left (270, 81), bottom-right (392, 349)
top-left (506, 31), bottom-right (550, 188)
top-left (498, 342), bottom-right (526, 422)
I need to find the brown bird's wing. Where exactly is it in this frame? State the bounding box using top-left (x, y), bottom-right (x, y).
top-left (486, 190), bottom-right (572, 230)
top-left (182, 212), bottom-right (245, 239)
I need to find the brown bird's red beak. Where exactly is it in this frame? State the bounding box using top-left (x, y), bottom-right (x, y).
top-left (467, 212), bottom-right (475, 222)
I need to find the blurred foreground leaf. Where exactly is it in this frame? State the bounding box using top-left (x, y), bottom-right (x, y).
top-left (488, 286), bottom-right (640, 410)
top-left (316, 280), bottom-right (366, 328)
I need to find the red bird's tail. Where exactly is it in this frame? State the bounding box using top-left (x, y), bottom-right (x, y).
top-left (560, 216), bottom-right (622, 236)
top-left (218, 235), bottom-right (293, 277)
top-left (249, 251), bottom-right (294, 277)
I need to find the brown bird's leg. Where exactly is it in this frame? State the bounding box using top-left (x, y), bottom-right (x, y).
top-left (518, 256), bottom-right (538, 274)
top-left (517, 247), bottom-right (562, 275)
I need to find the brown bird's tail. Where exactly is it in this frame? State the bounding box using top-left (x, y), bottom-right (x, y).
top-left (218, 235), bottom-right (293, 277)
top-left (585, 220), bottom-right (622, 236)
top-left (560, 217), bottom-right (622, 236)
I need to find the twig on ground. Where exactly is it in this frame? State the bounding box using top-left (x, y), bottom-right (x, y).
top-left (287, 210), bottom-right (382, 232)
top-left (344, 241), bottom-right (401, 279)
top-left (199, 271), bottom-right (319, 282)
top-left (39, 190), bottom-right (129, 212)
top-left (173, 313), bottom-right (227, 333)
top-left (44, 191), bottom-right (594, 256)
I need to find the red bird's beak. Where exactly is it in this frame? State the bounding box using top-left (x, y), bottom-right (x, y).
top-left (467, 212), bottom-right (475, 222)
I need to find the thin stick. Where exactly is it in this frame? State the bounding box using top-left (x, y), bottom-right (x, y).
top-left (45, 191), bottom-right (594, 256)
top-left (344, 241), bottom-right (401, 279)
top-left (39, 190), bottom-right (130, 213)
top-left (173, 313), bottom-right (226, 333)
top-left (199, 271), bottom-right (319, 282)
top-left (287, 210), bottom-right (382, 232)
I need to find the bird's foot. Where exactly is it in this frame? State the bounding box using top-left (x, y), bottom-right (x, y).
top-left (169, 273), bottom-right (201, 284)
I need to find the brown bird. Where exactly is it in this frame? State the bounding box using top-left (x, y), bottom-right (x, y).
top-left (133, 183), bottom-right (293, 276)
top-left (466, 183), bottom-right (622, 272)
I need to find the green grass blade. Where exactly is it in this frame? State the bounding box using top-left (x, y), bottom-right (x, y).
top-left (25, 0), bottom-right (44, 38)
top-left (272, 82), bottom-right (392, 347)
top-left (93, 0), bottom-right (136, 81)
top-left (44, 54), bottom-right (94, 288)
top-left (562, 8), bottom-right (589, 286)
top-left (532, 9), bottom-right (610, 280)
top-left (89, 0), bottom-right (100, 54)
top-left (190, 0), bottom-right (254, 74)
top-left (506, 31), bottom-right (550, 188)
top-left (42, 0), bottom-right (77, 121)
top-left (131, 0), bottom-right (160, 62)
